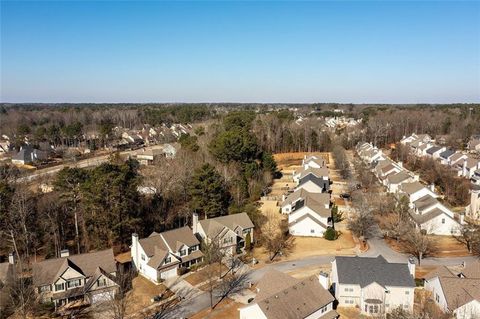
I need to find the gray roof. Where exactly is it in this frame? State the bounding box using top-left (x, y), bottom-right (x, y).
top-left (32, 249), bottom-right (116, 287)
top-left (387, 171), bottom-right (412, 185)
top-left (410, 208), bottom-right (446, 225)
top-left (426, 146), bottom-right (441, 155)
top-left (400, 182), bottom-right (426, 195)
top-left (439, 149), bottom-right (455, 160)
top-left (413, 194), bottom-right (439, 212)
top-left (198, 212), bottom-right (254, 239)
top-left (335, 255), bottom-right (415, 288)
top-left (297, 174), bottom-right (329, 191)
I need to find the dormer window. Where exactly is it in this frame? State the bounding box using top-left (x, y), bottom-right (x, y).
top-left (67, 279), bottom-right (82, 289)
top-left (55, 283), bottom-right (65, 291)
top-left (180, 249), bottom-right (186, 256)
top-left (165, 256), bottom-right (171, 264)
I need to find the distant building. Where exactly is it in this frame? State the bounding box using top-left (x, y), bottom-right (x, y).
top-left (11, 145), bottom-right (48, 165)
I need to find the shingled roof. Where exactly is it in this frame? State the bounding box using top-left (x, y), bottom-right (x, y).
top-left (32, 249), bottom-right (116, 287)
top-left (198, 212), bottom-right (254, 239)
top-left (438, 277), bottom-right (480, 310)
top-left (335, 255), bottom-right (415, 288)
top-left (460, 260), bottom-right (480, 279)
top-left (400, 181), bottom-right (426, 195)
top-left (298, 167), bottom-right (329, 179)
top-left (252, 271), bottom-right (337, 319)
top-left (387, 171), bottom-right (412, 185)
top-left (297, 174), bottom-right (329, 191)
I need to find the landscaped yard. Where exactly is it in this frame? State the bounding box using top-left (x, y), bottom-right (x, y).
top-left (273, 152), bottom-right (330, 170)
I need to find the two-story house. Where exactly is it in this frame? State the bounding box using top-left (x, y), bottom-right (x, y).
top-left (292, 167), bottom-right (329, 185)
top-left (331, 255), bottom-right (416, 317)
top-left (32, 249), bottom-right (118, 308)
top-left (302, 155), bottom-right (326, 170)
top-left (239, 269), bottom-right (338, 319)
top-left (131, 226), bottom-right (203, 283)
top-left (424, 262), bottom-right (480, 319)
top-left (193, 212), bottom-right (254, 255)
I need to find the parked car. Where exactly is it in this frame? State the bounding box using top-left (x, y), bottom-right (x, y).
top-left (340, 193), bottom-right (351, 199)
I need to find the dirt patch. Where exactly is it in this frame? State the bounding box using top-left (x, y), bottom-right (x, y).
top-left (189, 298), bottom-right (242, 319)
top-left (128, 276), bottom-right (172, 315)
top-left (336, 307), bottom-right (367, 319)
top-left (184, 264), bottom-right (228, 287)
top-left (287, 264), bottom-right (331, 279)
top-left (273, 152), bottom-right (330, 169)
top-left (385, 236), bottom-right (471, 258)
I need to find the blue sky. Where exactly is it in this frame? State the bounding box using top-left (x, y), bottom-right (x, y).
top-left (1, 1), bottom-right (479, 103)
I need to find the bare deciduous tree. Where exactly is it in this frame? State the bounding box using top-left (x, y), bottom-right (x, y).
top-left (403, 228), bottom-right (437, 265)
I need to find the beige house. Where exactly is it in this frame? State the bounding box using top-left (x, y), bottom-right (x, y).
top-left (193, 212), bottom-right (254, 255)
top-left (239, 269), bottom-right (338, 319)
top-left (32, 249), bottom-right (118, 308)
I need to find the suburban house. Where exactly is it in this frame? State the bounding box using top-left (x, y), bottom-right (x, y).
top-left (398, 182), bottom-right (438, 206)
top-left (357, 143), bottom-right (385, 165)
top-left (468, 137), bottom-right (480, 153)
top-left (283, 190), bottom-right (332, 237)
top-left (438, 149), bottom-right (456, 165)
top-left (11, 145), bottom-right (48, 165)
top-left (425, 146), bottom-right (446, 159)
top-left (293, 167), bottom-right (329, 184)
top-left (162, 143), bottom-right (177, 158)
top-left (375, 162), bottom-right (402, 183)
top-left (409, 194), bottom-right (460, 235)
top-left (239, 269), bottom-right (338, 319)
top-left (401, 133), bottom-right (432, 146)
top-left (462, 157), bottom-right (480, 179)
top-left (449, 152), bottom-right (469, 167)
top-left (331, 255), bottom-right (416, 316)
top-left (471, 170), bottom-right (480, 186)
top-left (295, 174), bottom-right (330, 193)
top-left (416, 143), bottom-right (434, 157)
top-left (192, 212), bottom-right (254, 255)
top-left (131, 226), bottom-right (203, 283)
top-left (32, 249), bottom-right (118, 308)
top-left (302, 155), bottom-right (327, 170)
top-left (424, 262), bottom-right (480, 319)
top-left (136, 148), bottom-right (164, 165)
top-left (385, 171), bottom-right (415, 193)
top-left (466, 186), bottom-right (480, 222)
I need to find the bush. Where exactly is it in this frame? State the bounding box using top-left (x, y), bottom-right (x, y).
top-left (324, 227), bottom-right (339, 241)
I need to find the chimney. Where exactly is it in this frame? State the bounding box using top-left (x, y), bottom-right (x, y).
top-left (408, 257), bottom-right (416, 278)
top-left (413, 174), bottom-right (420, 181)
top-left (459, 213), bottom-right (465, 225)
top-left (430, 184), bottom-right (435, 192)
top-left (60, 249), bottom-right (70, 258)
top-left (132, 233), bottom-right (139, 268)
top-left (318, 272), bottom-right (329, 290)
top-left (398, 161), bottom-right (403, 168)
top-left (8, 252), bottom-right (15, 265)
top-left (192, 212), bottom-right (199, 234)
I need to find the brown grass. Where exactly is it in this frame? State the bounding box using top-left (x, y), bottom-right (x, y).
top-left (273, 152), bottom-right (330, 169)
top-left (128, 276), bottom-right (172, 314)
top-left (189, 298), bottom-right (242, 319)
top-left (184, 264), bottom-right (228, 286)
top-left (385, 235), bottom-right (471, 258)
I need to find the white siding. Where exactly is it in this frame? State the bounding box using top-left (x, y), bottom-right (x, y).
top-left (239, 304), bottom-right (268, 319)
top-left (454, 300), bottom-right (480, 319)
top-left (295, 181), bottom-right (324, 193)
top-left (425, 277), bottom-right (449, 312)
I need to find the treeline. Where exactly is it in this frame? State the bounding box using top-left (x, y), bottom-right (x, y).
top-left (0, 111), bottom-right (278, 262)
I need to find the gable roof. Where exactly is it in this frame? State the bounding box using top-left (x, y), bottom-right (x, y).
top-left (400, 182), bottom-right (426, 195)
top-left (387, 171), bottom-right (412, 185)
top-left (198, 213), bottom-right (254, 239)
top-left (335, 255), bottom-right (415, 288)
top-left (304, 156), bottom-right (326, 168)
top-left (438, 277), bottom-right (480, 310)
top-left (461, 261), bottom-right (480, 279)
top-left (449, 152), bottom-right (467, 164)
top-left (32, 249), bottom-right (116, 287)
top-left (439, 149), bottom-right (456, 160)
top-left (464, 157), bottom-right (480, 169)
top-left (413, 194), bottom-right (439, 212)
top-left (255, 269), bottom-right (299, 301)
top-left (410, 207), bottom-right (448, 225)
top-left (297, 174), bottom-right (329, 191)
top-left (253, 272), bottom-right (336, 319)
top-left (298, 167), bottom-right (329, 179)
top-left (424, 266), bottom-right (455, 280)
top-left (289, 213), bottom-right (328, 229)
top-left (426, 146), bottom-right (442, 155)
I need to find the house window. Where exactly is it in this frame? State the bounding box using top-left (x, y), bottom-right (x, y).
top-left (441, 218), bottom-right (445, 224)
top-left (311, 229), bottom-right (315, 233)
top-left (97, 278), bottom-right (107, 287)
top-left (55, 283), bottom-right (65, 291)
top-left (67, 279), bottom-right (82, 289)
top-left (404, 304), bottom-right (409, 309)
top-left (165, 257), bottom-right (171, 264)
top-left (405, 290), bottom-right (410, 295)
top-left (180, 249), bottom-right (186, 256)
top-left (141, 254), bottom-right (145, 261)
top-left (435, 294), bottom-right (440, 302)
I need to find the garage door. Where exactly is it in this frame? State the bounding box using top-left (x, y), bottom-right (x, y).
top-left (160, 267), bottom-right (177, 280)
top-left (91, 291), bottom-right (111, 304)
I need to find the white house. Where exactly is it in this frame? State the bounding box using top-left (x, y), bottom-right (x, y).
top-left (438, 149), bottom-right (456, 166)
top-left (425, 146), bottom-right (446, 159)
top-left (193, 212), bottom-right (254, 255)
top-left (239, 270), bottom-right (338, 319)
top-left (302, 155), bottom-right (326, 170)
top-left (293, 167), bottom-right (329, 184)
top-left (32, 249), bottom-right (118, 308)
top-left (410, 194), bottom-right (460, 236)
top-left (398, 182), bottom-right (438, 206)
top-left (462, 157), bottom-right (480, 179)
top-left (131, 227), bottom-right (203, 283)
top-left (295, 174), bottom-right (330, 193)
top-left (331, 255), bottom-right (416, 316)
top-left (286, 191), bottom-right (332, 237)
top-left (385, 171), bottom-right (415, 194)
top-left (424, 263), bottom-right (480, 319)
top-left (468, 138), bottom-right (480, 153)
